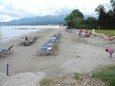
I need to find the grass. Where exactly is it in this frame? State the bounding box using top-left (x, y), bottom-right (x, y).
top-left (92, 65), bottom-right (115, 86)
top-left (74, 73), bottom-right (83, 80)
top-left (39, 78), bottom-right (56, 86)
top-left (95, 30), bottom-right (115, 36)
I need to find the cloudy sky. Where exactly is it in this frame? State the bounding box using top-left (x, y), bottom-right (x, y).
top-left (0, 0), bottom-right (110, 22)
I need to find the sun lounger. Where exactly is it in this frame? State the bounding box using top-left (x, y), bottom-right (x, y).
top-left (36, 45), bottom-right (53, 55)
top-left (52, 33), bottom-right (61, 38)
top-left (36, 41), bottom-right (55, 55)
top-left (0, 49), bottom-right (6, 56)
top-left (37, 49), bottom-right (52, 55)
top-left (66, 29), bottom-right (75, 33)
top-left (36, 33), bottom-right (60, 55)
top-left (0, 45), bottom-right (13, 56)
top-left (47, 39), bottom-right (56, 44)
top-left (41, 45), bottom-right (53, 49)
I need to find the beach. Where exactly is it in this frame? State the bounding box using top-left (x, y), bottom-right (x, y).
top-left (0, 28), bottom-right (115, 86)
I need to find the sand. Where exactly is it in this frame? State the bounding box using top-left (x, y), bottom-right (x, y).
top-left (0, 28), bottom-right (115, 86)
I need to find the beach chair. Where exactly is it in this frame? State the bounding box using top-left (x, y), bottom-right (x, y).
top-left (37, 48), bottom-right (52, 55)
top-left (0, 45), bottom-right (13, 56)
top-left (36, 46), bottom-right (53, 55)
top-left (36, 33), bottom-right (60, 55)
top-left (41, 43), bottom-right (54, 50)
top-left (0, 49), bottom-right (6, 56)
top-left (36, 43), bottom-right (54, 55)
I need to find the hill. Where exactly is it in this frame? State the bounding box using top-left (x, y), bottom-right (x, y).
top-left (0, 15), bottom-right (66, 25)
top-left (0, 15), bottom-right (97, 25)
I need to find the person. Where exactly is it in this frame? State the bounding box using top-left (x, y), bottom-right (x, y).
top-left (22, 36), bottom-right (29, 46)
top-left (25, 36), bottom-right (29, 41)
top-left (105, 49), bottom-right (114, 58)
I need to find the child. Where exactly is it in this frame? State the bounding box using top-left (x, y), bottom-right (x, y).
top-left (105, 49), bottom-right (114, 58)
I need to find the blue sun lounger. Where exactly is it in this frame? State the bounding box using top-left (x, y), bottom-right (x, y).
top-left (47, 39), bottom-right (57, 44)
top-left (0, 45), bottom-right (13, 56)
top-left (36, 33), bottom-right (60, 55)
top-left (41, 44), bottom-right (53, 49)
top-left (36, 46), bottom-right (53, 55)
top-left (52, 33), bottom-right (61, 38)
top-left (0, 49), bottom-right (6, 56)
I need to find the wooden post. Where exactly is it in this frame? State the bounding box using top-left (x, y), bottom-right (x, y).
top-left (6, 64), bottom-right (9, 76)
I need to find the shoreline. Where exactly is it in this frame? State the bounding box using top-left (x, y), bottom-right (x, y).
top-left (0, 25), bottom-right (64, 43)
top-left (0, 28), bottom-right (48, 44)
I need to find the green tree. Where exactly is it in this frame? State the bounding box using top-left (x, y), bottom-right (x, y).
top-left (110, 0), bottom-right (115, 29)
top-left (84, 17), bottom-right (98, 29)
top-left (95, 5), bottom-right (106, 29)
top-left (95, 0), bottom-right (115, 29)
top-left (65, 9), bottom-right (84, 28)
top-left (110, 0), bottom-right (115, 12)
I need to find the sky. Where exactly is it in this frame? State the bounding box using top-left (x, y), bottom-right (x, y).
top-left (0, 0), bottom-right (110, 22)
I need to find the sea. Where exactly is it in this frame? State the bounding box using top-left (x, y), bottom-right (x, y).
top-left (0, 25), bottom-right (63, 43)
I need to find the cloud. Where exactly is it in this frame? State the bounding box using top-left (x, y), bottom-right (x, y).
top-left (0, 0), bottom-right (110, 22)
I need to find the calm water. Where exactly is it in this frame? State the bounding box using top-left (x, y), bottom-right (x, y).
top-left (0, 25), bottom-right (62, 43)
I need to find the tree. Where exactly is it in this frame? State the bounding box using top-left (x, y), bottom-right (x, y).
top-left (110, 0), bottom-right (115, 29)
top-left (84, 17), bottom-right (98, 29)
top-left (65, 9), bottom-right (84, 28)
top-left (95, 5), bottom-right (106, 29)
top-left (110, 0), bottom-right (115, 12)
top-left (95, 0), bottom-right (115, 29)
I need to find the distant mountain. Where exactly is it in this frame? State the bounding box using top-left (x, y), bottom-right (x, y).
top-left (0, 15), bottom-right (97, 25)
top-left (0, 15), bottom-right (66, 25)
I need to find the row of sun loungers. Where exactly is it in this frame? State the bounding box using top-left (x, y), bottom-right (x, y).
top-left (36, 33), bottom-right (61, 55)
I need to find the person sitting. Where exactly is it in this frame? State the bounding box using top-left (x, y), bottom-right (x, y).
top-left (22, 36), bottom-right (30, 46)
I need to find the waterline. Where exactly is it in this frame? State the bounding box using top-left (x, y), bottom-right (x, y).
top-left (0, 25), bottom-right (62, 43)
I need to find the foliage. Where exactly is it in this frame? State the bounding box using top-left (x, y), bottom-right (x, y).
top-left (65, 9), bottom-right (98, 29)
top-left (92, 65), bottom-right (115, 86)
top-left (65, 9), bottom-right (84, 28)
top-left (83, 17), bottom-right (98, 29)
top-left (95, 0), bottom-right (115, 29)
